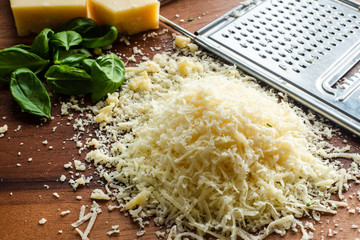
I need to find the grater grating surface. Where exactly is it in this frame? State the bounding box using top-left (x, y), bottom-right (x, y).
top-left (191, 0), bottom-right (360, 135)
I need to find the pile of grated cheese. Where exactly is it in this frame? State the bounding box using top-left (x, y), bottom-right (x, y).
top-left (71, 42), bottom-right (360, 239)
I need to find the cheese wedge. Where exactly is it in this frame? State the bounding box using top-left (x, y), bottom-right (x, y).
top-left (10, 0), bottom-right (87, 36)
top-left (88, 0), bottom-right (160, 35)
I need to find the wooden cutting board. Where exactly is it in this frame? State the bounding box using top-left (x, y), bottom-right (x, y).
top-left (1, 0), bottom-right (360, 239)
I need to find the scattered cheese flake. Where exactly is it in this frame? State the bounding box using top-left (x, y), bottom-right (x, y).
top-left (59, 175), bottom-right (66, 182)
top-left (0, 124), bottom-right (8, 134)
top-left (64, 162), bottom-right (72, 169)
top-left (39, 218), bottom-right (47, 225)
top-left (72, 202), bottom-right (101, 240)
top-left (129, 71), bottom-right (152, 91)
top-left (61, 210), bottom-right (71, 216)
top-left (90, 189), bottom-right (110, 200)
top-left (125, 188), bottom-right (152, 210)
top-left (74, 160), bottom-right (86, 171)
top-left (107, 225), bottom-right (120, 236)
top-left (174, 35), bottom-right (191, 48)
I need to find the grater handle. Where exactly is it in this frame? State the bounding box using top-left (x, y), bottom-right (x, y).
top-left (320, 43), bottom-right (360, 97)
top-left (159, 15), bottom-right (197, 40)
top-left (338, 0), bottom-right (360, 8)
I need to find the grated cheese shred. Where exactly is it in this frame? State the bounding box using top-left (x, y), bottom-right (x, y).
top-left (66, 42), bottom-right (360, 239)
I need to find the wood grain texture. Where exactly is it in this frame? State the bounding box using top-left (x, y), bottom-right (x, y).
top-left (1, 0), bottom-right (360, 239)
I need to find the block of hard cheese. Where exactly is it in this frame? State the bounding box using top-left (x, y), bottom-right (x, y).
top-left (88, 0), bottom-right (160, 35)
top-left (10, 0), bottom-right (87, 36)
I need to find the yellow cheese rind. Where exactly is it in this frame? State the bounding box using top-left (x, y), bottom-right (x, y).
top-left (10, 0), bottom-right (87, 36)
top-left (88, 0), bottom-right (160, 35)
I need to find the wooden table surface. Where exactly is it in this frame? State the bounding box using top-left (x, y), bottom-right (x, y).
top-left (1, 0), bottom-right (360, 239)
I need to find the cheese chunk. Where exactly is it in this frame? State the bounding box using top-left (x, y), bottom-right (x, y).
top-left (10, 0), bottom-right (87, 36)
top-left (88, 0), bottom-right (160, 35)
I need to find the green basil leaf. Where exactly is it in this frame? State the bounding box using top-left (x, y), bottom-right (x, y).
top-left (82, 24), bottom-right (118, 49)
top-left (50, 31), bottom-right (82, 51)
top-left (32, 28), bottom-right (54, 59)
top-left (10, 44), bottom-right (32, 51)
top-left (0, 48), bottom-right (49, 84)
top-left (90, 53), bottom-right (125, 102)
top-left (54, 48), bottom-right (92, 66)
top-left (55, 17), bottom-right (98, 35)
top-left (45, 65), bottom-right (93, 95)
top-left (10, 68), bottom-right (51, 118)
top-left (82, 58), bottom-right (96, 75)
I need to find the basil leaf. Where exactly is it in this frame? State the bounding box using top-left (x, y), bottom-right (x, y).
top-left (82, 58), bottom-right (96, 75)
top-left (50, 31), bottom-right (82, 51)
top-left (32, 28), bottom-right (54, 59)
top-left (10, 44), bottom-right (32, 51)
top-left (10, 68), bottom-right (51, 118)
top-left (82, 24), bottom-right (118, 49)
top-left (0, 48), bottom-right (49, 84)
top-left (91, 53), bottom-right (125, 102)
top-left (45, 65), bottom-right (93, 95)
top-left (55, 17), bottom-right (98, 35)
top-left (54, 48), bottom-right (92, 67)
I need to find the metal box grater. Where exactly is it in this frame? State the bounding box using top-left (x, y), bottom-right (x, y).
top-left (160, 0), bottom-right (360, 136)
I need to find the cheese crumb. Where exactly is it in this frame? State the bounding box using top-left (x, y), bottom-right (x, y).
top-left (70, 176), bottom-right (86, 190)
top-left (61, 210), bottom-right (71, 216)
top-left (74, 160), bottom-right (86, 171)
top-left (59, 175), bottom-right (66, 182)
top-left (39, 218), bottom-right (47, 225)
top-left (90, 189), bottom-right (110, 200)
top-left (107, 225), bottom-right (120, 236)
top-left (129, 71), bottom-right (152, 91)
top-left (125, 188), bottom-right (152, 210)
top-left (64, 162), bottom-right (72, 169)
top-left (0, 124), bottom-right (8, 134)
top-left (174, 35), bottom-right (191, 48)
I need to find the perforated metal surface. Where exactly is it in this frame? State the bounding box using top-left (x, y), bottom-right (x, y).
top-left (214, 0), bottom-right (358, 74)
top-left (192, 0), bottom-right (360, 135)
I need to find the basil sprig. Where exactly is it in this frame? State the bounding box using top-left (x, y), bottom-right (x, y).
top-left (0, 48), bottom-right (49, 83)
top-left (0, 17), bottom-right (124, 119)
top-left (32, 28), bottom-right (54, 59)
top-left (53, 48), bottom-right (92, 67)
top-left (45, 65), bottom-right (93, 95)
top-left (82, 24), bottom-right (118, 49)
top-left (10, 68), bottom-right (51, 118)
top-left (50, 31), bottom-right (83, 51)
top-left (55, 17), bottom-right (98, 34)
top-left (90, 53), bottom-right (125, 102)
